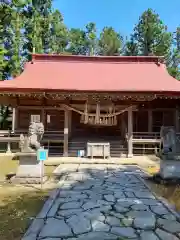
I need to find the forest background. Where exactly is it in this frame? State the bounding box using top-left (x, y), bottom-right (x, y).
top-left (0, 0), bottom-right (179, 127)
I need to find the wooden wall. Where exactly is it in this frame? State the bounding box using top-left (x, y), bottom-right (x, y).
top-left (133, 111), bottom-right (148, 132)
top-left (13, 97), bottom-right (179, 135)
top-left (17, 108), bottom-right (64, 132)
top-left (152, 110), bottom-right (175, 132)
top-left (16, 107), bottom-right (176, 135)
top-left (45, 110), bottom-right (64, 132)
top-left (133, 109), bottom-right (175, 132)
top-left (18, 109), bottom-right (42, 130)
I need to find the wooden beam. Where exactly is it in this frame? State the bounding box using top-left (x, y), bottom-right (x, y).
top-left (17, 106), bottom-right (63, 110)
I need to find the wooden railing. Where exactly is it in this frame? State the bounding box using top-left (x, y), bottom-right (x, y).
top-left (0, 130), bottom-right (10, 136)
top-left (0, 130), bottom-right (64, 154)
top-left (132, 132), bottom-right (160, 140)
top-left (0, 130), bottom-right (19, 153)
top-left (131, 132), bottom-right (161, 155)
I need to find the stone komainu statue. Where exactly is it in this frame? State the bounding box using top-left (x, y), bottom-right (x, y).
top-left (160, 126), bottom-right (176, 154)
top-left (19, 122), bottom-right (44, 152)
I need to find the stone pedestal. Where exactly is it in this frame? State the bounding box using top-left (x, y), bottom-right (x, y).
top-left (159, 159), bottom-right (180, 179)
top-left (11, 152), bottom-right (47, 184)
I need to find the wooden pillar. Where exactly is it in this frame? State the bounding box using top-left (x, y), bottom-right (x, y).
top-left (41, 108), bottom-right (45, 127)
top-left (68, 110), bottom-right (72, 138)
top-left (128, 106), bottom-right (133, 158)
top-left (175, 107), bottom-right (179, 132)
top-left (121, 113), bottom-right (127, 140)
top-left (12, 107), bottom-right (16, 133)
top-left (148, 109), bottom-right (153, 132)
top-left (63, 109), bottom-right (69, 156)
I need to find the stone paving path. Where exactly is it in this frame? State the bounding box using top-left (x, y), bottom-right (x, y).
top-left (23, 164), bottom-right (180, 240)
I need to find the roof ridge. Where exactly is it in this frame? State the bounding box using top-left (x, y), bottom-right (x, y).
top-left (31, 54), bottom-right (165, 64)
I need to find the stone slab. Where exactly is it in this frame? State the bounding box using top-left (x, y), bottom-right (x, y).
top-left (39, 218), bottom-right (73, 238)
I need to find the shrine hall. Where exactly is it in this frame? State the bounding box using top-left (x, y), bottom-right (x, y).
top-left (0, 54), bottom-right (180, 158)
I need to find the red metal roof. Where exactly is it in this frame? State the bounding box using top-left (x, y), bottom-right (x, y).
top-left (0, 54), bottom-right (180, 93)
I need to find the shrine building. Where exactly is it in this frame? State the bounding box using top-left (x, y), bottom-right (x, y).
top-left (0, 54), bottom-right (180, 158)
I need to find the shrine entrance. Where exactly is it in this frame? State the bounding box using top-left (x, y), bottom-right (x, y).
top-left (64, 102), bottom-right (133, 140)
top-left (62, 102), bottom-right (135, 157)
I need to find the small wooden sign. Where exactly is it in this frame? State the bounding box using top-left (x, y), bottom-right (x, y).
top-left (47, 115), bottom-right (51, 123)
top-left (64, 128), bottom-right (68, 134)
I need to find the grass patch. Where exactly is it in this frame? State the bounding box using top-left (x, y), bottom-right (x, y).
top-left (144, 164), bottom-right (180, 211)
top-left (0, 186), bottom-right (49, 240)
top-left (147, 181), bottom-right (180, 211)
top-left (44, 165), bottom-right (57, 177)
top-left (0, 156), bottom-right (57, 239)
top-left (0, 156), bottom-right (18, 180)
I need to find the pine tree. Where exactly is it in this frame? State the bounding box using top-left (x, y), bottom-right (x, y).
top-left (10, 1), bottom-right (28, 77)
top-left (67, 28), bottom-right (87, 55)
top-left (50, 10), bottom-right (69, 53)
top-left (133, 9), bottom-right (172, 59)
top-left (168, 27), bottom-right (180, 79)
top-left (0, 1), bottom-right (13, 80)
top-left (124, 36), bottom-right (139, 56)
top-left (85, 22), bottom-right (97, 55)
top-left (98, 27), bottom-right (122, 56)
top-left (23, 5), bottom-right (43, 59)
top-left (23, 0), bottom-right (52, 59)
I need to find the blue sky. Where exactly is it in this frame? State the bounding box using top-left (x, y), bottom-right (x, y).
top-left (53, 0), bottom-right (180, 38)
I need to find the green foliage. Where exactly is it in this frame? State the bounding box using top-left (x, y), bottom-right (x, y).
top-left (85, 22), bottom-right (97, 55)
top-left (98, 27), bottom-right (122, 56)
top-left (0, 106), bottom-right (11, 129)
top-left (50, 10), bottom-right (69, 53)
top-left (67, 22), bottom-right (98, 55)
top-left (133, 9), bottom-right (172, 59)
top-left (168, 27), bottom-right (180, 80)
top-left (0, 1), bottom-right (13, 80)
top-left (0, 4), bottom-right (178, 74)
top-left (23, 0), bottom-right (52, 58)
top-left (67, 28), bottom-right (87, 55)
top-left (0, 4), bottom-right (179, 128)
top-left (124, 36), bottom-right (139, 56)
